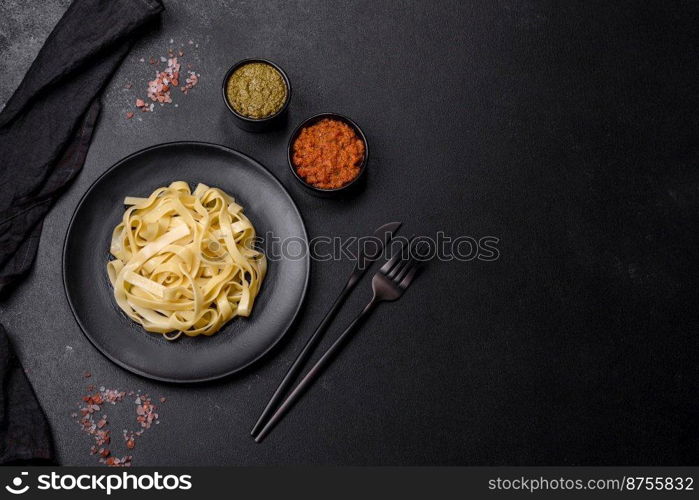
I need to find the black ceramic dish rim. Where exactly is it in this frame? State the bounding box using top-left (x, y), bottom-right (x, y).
top-left (62, 141), bottom-right (310, 384)
top-left (221, 58), bottom-right (292, 123)
top-left (287, 112), bottom-right (369, 195)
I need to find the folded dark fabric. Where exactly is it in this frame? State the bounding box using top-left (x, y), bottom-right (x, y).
top-left (0, 0), bottom-right (164, 464)
top-left (0, 324), bottom-right (53, 464)
top-left (0, 0), bottom-right (164, 294)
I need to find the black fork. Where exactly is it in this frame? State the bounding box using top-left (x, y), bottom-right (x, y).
top-left (254, 245), bottom-right (420, 442)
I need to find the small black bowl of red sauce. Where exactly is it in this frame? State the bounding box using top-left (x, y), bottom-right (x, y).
top-left (287, 113), bottom-right (368, 197)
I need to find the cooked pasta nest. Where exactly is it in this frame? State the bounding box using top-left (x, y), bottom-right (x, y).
top-left (107, 181), bottom-right (267, 339)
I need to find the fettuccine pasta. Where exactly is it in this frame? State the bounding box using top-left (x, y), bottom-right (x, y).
top-left (107, 181), bottom-right (267, 339)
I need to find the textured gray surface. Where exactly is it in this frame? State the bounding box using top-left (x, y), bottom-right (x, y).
top-left (0, 0), bottom-right (71, 108)
top-left (0, 0), bottom-right (697, 466)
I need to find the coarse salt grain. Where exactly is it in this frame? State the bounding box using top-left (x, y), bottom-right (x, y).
top-left (74, 385), bottom-right (164, 467)
top-left (128, 42), bottom-right (200, 119)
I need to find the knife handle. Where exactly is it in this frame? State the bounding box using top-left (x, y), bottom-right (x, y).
top-left (250, 280), bottom-right (354, 437)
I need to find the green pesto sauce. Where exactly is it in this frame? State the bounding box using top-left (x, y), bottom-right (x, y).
top-left (226, 62), bottom-right (287, 119)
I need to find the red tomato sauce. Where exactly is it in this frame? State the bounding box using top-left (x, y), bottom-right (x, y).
top-left (292, 118), bottom-right (365, 189)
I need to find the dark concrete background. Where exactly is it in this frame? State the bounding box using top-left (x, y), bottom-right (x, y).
top-left (0, 0), bottom-right (697, 465)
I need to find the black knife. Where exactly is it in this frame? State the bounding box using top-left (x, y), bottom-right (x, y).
top-left (251, 221), bottom-right (401, 437)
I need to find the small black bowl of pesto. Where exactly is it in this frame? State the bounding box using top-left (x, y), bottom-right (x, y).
top-left (222, 59), bottom-right (291, 132)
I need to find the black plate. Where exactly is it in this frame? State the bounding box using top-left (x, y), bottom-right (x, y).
top-left (63, 142), bottom-right (309, 383)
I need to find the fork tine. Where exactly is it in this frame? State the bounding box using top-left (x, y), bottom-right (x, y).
top-left (387, 256), bottom-right (409, 279)
top-left (398, 265), bottom-right (418, 289)
top-left (379, 249), bottom-right (404, 275)
top-left (388, 236), bottom-right (418, 278)
top-left (380, 236), bottom-right (414, 274)
top-left (394, 257), bottom-right (416, 283)
top-left (380, 236), bottom-right (415, 274)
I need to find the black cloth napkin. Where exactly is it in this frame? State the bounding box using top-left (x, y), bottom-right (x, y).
top-left (0, 325), bottom-right (53, 464)
top-left (0, 0), bottom-right (164, 463)
top-left (0, 0), bottom-right (164, 294)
